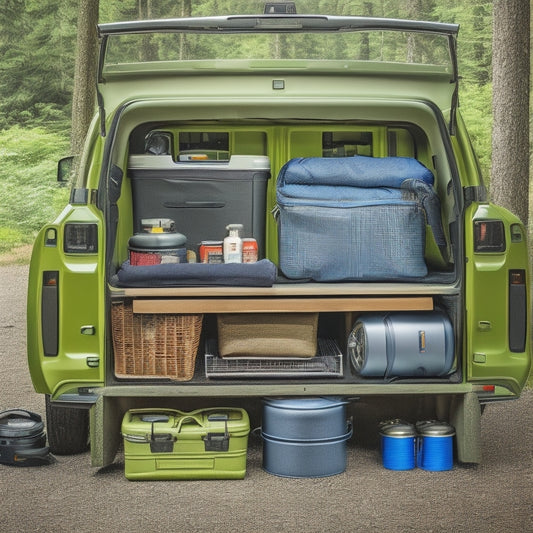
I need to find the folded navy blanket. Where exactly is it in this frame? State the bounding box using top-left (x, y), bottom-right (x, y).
top-left (113, 259), bottom-right (278, 287)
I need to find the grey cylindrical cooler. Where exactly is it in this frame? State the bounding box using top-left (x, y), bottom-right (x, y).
top-left (379, 419), bottom-right (417, 470)
top-left (416, 420), bottom-right (455, 471)
top-left (261, 397), bottom-right (352, 478)
top-left (348, 311), bottom-right (454, 378)
top-left (128, 232), bottom-right (187, 266)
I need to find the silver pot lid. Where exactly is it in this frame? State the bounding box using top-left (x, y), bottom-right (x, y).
top-left (129, 232), bottom-right (187, 249)
top-left (379, 419), bottom-right (416, 437)
top-left (416, 420), bottom-right (455, 436)
top-left (263, 396), bottom-right (347, 410)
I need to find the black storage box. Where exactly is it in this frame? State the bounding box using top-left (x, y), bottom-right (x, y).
top-left (128, 155), bottom-right (270, 257)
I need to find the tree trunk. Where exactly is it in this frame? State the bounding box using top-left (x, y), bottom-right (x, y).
top-left (70, 0), bottom-right (99, 157)
top-left (180, 0), bottom-right (191, 59)
top-left (359, 2), bottom-right (373, 60)
top-left (491, 0), bottom-right (530, 225)
top-left (404, 0), bottom-right (426, 63)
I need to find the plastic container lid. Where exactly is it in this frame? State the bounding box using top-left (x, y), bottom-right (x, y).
top-left (128, 232), bottom-right (187, 250)
top-left (0, 410), bottom-right (44, 438)
top-left (263, 397), bottom-right (347, 411)
top-left (379, 419), bottom-right (417, 437)
top-left (416, 420), bottom-right (455, 437)
top-left (128, 154), bottom-right (271, 171)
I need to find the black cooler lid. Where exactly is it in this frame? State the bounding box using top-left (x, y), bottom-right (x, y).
top-left (0, 409), bottom-right (44, 438)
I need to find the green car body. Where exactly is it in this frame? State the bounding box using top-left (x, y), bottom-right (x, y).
top-left (27, 10), bottom-right (530, 464)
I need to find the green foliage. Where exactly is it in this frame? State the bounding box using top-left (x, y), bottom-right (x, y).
top-left (0, 127), bottom-right (70, 247)
top-left (459, 83), bottom-right (493, 181)
top-left (0, 0), bottom-right (77, 132)
top-left (433, 0), bottom-right (492, 85)
top-left (0, 227), bottom-right (28, 254)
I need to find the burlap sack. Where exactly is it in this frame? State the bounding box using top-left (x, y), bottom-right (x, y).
top-left (217, 313), bottom-right (318, 358)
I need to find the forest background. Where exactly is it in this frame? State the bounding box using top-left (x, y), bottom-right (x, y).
top-left (0, 0), bottom-right (530, 259)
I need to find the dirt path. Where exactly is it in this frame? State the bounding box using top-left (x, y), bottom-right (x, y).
top-left (0, 264), bottom-right (531, 533)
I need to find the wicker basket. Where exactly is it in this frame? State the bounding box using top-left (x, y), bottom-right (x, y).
top-left (111, 301), bottom-right (203, 381)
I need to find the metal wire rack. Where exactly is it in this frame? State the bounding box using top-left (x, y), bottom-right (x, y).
top-left (205, 338), bottom-right (343, 378)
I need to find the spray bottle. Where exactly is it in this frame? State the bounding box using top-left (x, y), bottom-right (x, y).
top-left (223, 224), bottom-right (243, 263)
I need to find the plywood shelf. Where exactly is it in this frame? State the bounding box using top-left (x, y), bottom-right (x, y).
top-left (132, 296), bottom-right (433, 314)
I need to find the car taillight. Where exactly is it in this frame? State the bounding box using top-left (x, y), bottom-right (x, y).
top-left (42, 271), bottom-right (59, 356)
top-left (473, 220), bottom-right (505, 252)
top-left (64, 223), bottom-right (98, 254)
top-left (472, 384), bottom-right (495, 394)
top-left (509, 269), bottom-right (527, 352)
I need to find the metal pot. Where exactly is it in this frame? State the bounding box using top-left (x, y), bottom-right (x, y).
top-left (128, 232), bottom-right (187, 265)
top-left (261, 397), bottom-right (349, 441)
top-left (262, 423), bottom-right (353, 478)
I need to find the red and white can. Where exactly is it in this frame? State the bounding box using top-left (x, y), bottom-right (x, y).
top-left (242, 238), bottom-right (258, 263)
top-left (199, 241), bottom-right (224, 264)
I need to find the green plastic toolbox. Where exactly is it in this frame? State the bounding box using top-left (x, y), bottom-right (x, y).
top-left (121, 407), bottom-right (250, 480)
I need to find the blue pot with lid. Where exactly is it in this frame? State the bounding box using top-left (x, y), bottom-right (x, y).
top-left (416, 420), bottom-right (455, 471)
top-left (379, 419), bottom-right (417, 470)
top-left (260, 397), bottom-right (353, 478)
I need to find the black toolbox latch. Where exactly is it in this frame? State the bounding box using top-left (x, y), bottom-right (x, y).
top-left (203, 413), bottom-right (229, 452)
top-left (150, 433), bottom-right (174, 453)
top-left (147, 416), bottom-right (174, 453)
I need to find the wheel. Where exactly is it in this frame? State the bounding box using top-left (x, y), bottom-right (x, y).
top-left (45, 395), bottom-right (90, 455)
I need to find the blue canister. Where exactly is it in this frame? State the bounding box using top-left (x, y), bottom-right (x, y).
top-left (416, 420), bottom-right (455, 471)
top-left (379, 419), bottom-right (417, 470)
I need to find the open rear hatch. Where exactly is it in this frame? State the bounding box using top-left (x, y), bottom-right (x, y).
top-left (97, 14), bottom-right (459, 133)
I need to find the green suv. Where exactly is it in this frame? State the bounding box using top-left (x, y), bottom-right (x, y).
top-left (27, 7), bottom-right (530, 466)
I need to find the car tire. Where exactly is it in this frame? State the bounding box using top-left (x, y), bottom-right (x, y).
top-left (45, 395), bottom-right (90, 455)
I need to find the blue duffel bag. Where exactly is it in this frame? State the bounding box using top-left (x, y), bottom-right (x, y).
top-left (275, 156), bottom-right (446, 282)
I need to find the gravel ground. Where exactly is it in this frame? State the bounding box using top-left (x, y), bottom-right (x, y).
top-left (0, 264), bottom-right (531, 533)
